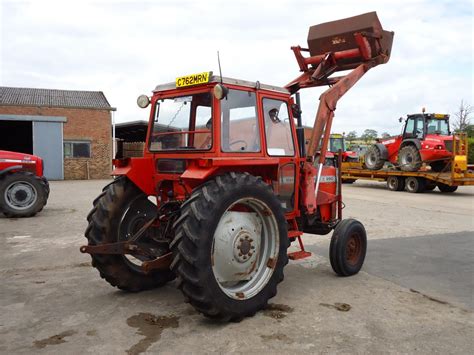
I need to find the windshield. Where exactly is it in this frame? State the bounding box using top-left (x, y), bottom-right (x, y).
top-left (426, 119), bottom-right (449, 135)
top-left (329, 137), bottom-right (344, 152)
top-left (149, 92), bottom-right (212, 151)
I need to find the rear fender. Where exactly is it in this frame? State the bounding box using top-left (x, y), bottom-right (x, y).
top-left (400, 139), bottom-right (421, 150)
top-left (112, 157), bottom-right (155, 195)
top-left (0, 165), bottom-right (22, 177)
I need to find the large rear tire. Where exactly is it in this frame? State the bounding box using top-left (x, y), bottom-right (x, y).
top-left (364, 145), bottom-right (385, 170)
top-left (0, 172), bottom-right (48, 217)
top-left (85, 177), bottom-right (174, 291)
top-left (171, 173), bottom-right (289, 321)
top-left (330, 219), bottom-right (367, 276)
top-left (398, 145), bottom-right (422, 172)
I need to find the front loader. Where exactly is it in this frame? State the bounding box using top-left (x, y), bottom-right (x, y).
top-left (81, 12), bottom-right (394, 321)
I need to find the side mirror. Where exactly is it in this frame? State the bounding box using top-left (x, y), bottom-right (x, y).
top-left (213, 84), bottom-right (229, 100)
top-left (398, 117), bottom-right (403, 123)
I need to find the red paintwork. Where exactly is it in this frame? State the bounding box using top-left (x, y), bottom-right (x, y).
top-left (380, 127), bottom-right (453, 165)
top-left (0, 150), bottom-right (44, 177)
top-left (112, 18), bottom-right (391, 235)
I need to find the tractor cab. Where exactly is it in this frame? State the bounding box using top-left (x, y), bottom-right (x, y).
top-left (126, 74), bottom-right (301, 214)
top-left (327, 133), bottom-right (358, 163)
top-left (402, 113), bottom-right (451, 140)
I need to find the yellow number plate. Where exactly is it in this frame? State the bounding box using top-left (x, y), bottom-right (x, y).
top-left (176, 71), bottom-right (213, 88)
top-left (434, 113), bottom-right (447, 119)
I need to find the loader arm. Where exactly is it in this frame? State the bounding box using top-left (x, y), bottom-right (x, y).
top-left (285, 11), bottom-right (393, 215)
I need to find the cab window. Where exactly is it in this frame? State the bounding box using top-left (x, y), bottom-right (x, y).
top-left (221, 90), bottom-right (260, 152)
top-left (149, 92), bottom-right (212, 151)
top-left (262, 98), bottom-right (295, 156)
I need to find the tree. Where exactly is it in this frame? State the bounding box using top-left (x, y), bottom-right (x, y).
top-left (381, 132), bottom-right (391, 139)
top-left (453, 100), bottom-right (472, 132)
top-left (361, 129), bottom-right (378, 144)
top-left (346, 131), bottom-right (357, 144)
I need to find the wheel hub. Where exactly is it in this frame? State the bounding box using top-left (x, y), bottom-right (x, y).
top-left (346, 234), bottom-right (361, 265)
top-left (214, 211), bottom-right (261, 281)
top-left (233, 232), bottom-right (256, 262)
top-left (5, 182), bottom-right (37, 209)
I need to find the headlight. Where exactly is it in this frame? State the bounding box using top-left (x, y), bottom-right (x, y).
top-left (213, 84), bottom-right (229, 100)
top-left (137, 95), bottom-right (150, 108)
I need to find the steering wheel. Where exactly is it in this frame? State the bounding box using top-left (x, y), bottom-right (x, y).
top-left (229, 140), bottom-right (248, 151)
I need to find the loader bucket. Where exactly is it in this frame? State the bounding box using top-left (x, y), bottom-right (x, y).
top-left (307, 12), bottom-right (394, 66)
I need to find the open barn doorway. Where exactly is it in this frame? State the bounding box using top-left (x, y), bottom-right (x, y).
top-left (0, 120), bottom-right (33, 154)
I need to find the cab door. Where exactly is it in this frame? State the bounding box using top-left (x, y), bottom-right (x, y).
top-left (259, 95), bottom-right (298, 212)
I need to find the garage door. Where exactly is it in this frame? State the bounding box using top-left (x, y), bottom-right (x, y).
top-left (33, 121), bottom-right (64, 180)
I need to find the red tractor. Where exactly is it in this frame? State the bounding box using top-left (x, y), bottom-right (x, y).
top-left (81, 12), bottom-right (393, 321)
top-left (0, 150), bottom-right (49, 217)
top-left (364, 112), bottom-right (453, 172)
top-left (327, 133), bottom-right (359, 162)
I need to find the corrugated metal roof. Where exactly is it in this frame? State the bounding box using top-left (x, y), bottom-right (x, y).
top-left (0, 86), bottom-right (116, 111)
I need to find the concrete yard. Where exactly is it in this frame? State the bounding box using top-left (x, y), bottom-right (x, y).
top-left (1, 179), bottom-right (473, 354)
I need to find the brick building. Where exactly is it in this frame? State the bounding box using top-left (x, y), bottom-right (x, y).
top-left (0, 86), bottom-right (115, 179)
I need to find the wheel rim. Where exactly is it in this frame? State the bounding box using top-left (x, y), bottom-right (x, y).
top-left (4, 181), bottom-right (38, 210)
top-left (401, 151), bottom-right (413, 166)
top-left (345, 233), bottom-right (362, 266)
top-left (366, 152), bottom-right (375, 166)
top-left (407, 179), bottom-right (416, 191)
top-left (388, 178), bottom-right (397, 189)
top-left (118, 196), bottom-right (159, 272)
top-left (212, 197), bottom-right (279, 300)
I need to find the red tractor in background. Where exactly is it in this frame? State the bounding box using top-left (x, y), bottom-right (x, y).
top-left (0, 150), bottom-right (49, 217)
top-left (81, 12), bottom-right (393, 321)
top-left (327, 133), bottom-right (359, 162)
top-left (365, 111), bottom-right (453, 172)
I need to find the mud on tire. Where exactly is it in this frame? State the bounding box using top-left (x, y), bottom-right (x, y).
top-left (85, 176), bottom-right (174, 291)
top-left (170, 172), bottom-right (289, 321)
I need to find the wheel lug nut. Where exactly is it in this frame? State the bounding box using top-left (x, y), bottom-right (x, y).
top-left (239, 253), bottom-right (242, 256)
top-left (248, 252), bottom-right (253, 257)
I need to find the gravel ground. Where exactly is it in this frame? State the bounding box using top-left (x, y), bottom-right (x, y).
top-left (1, 179), bottom-right (473, 354)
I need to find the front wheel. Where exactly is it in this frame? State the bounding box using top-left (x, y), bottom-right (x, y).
top-left (171, 173), bottom-right (289, 321)
top-left (330, 219), bottom-right (367, 276)
top-left (398, 145), bottom-right (422, 172)
top-left (0, 172), bottom-right (48, 217)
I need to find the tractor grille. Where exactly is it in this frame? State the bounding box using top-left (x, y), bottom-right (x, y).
top-left (444, 140), bottom-right (453, 152)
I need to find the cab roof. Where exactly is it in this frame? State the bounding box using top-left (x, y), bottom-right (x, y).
top-left (153, 76), bottom-right (289, 94)
top-left (407, 113), bottom-right (450, 119)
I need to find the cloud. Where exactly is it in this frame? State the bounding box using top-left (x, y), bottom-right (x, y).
top-left (1, 0), bottom-right (472, 136)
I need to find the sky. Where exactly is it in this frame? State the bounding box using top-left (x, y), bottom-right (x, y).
top-left (1, 0), bottom-right (472, 136)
